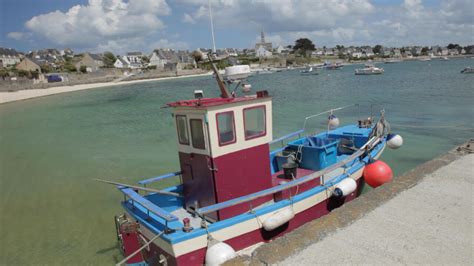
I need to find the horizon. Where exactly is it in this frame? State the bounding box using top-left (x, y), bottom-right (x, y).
top-left (1, 0), bottom-right (473, 54)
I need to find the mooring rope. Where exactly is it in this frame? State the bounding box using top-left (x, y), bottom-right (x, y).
top-left (116, 230), bottom-right (164, 266)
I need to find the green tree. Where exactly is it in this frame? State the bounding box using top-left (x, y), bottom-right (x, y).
top-left (65, 62), bottom-right (77, 72)
top-left (103, 51), bottom-right (116, 67)
top-left (373, 45), bottom-right (382, 55)
top-left (40, 64), bottom-right (52, 74)
top-left (0, 68), bottom-right (9, 80)
top-left (293, 38), bottom-right (316, 57)
top-left (421, 47), bottom-right (429, 56)
top-left (141, 55), bottom-right (150, 64)
top-left (447, 43), bottom-right (458, 49)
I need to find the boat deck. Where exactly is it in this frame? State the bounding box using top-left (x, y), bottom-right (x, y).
top-left (270, 168), bottom-right (320, 202)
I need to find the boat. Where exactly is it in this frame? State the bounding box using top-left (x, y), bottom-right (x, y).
top-left (99, 60), bottom-right (403, 265)
top-left (323, 61), bottom-right (343, 70)
top-left (461, 67), bottom-right (474, 74)
top-left (419, 57), bottom-right (431, 61)
top-left (355, 64), bottom-right (384, 75)
top-left (300, 66), bottom-right (318, 75)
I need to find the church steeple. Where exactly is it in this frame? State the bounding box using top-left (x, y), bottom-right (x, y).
top-left (261, 29), bottom-right (266, 43)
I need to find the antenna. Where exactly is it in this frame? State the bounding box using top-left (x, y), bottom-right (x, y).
top-left (208, 0), bottom-right (217, 54)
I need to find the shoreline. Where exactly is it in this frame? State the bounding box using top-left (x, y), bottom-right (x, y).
top-left (0, 72), bottom-right (212, 105)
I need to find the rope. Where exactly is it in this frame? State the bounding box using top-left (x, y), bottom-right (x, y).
top-left (116, 231), bottom-right (164, 266)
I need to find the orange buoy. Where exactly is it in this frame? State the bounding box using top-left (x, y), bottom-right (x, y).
top-left (363, 160), bottom-right (393, 188)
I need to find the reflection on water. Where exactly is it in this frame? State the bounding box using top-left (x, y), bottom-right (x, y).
top-left (0, 58), bottom-right (473, 264)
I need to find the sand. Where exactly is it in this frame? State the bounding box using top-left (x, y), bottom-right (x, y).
top-left (0, 72), bottom-right (212, 105)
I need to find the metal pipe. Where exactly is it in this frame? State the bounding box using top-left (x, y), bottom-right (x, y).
top-left (93, 179), bottom-right (182, 197)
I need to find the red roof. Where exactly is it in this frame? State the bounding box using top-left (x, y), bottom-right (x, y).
top-left (166, 96), bottom-right (264, 108)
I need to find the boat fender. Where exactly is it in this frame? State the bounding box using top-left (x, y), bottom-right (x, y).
top-left (363, 160), bottom-right (393, 188)
top-left (262, 207), bottom-right (295, 231)
top-left (332, 178), bottom-right (357, 198)
top-left (387, 134), bottom-right (403, 149)
top-left (205, 237), bottom-right (236, 266)
top-left (328, 114), bottom-right (340, 129)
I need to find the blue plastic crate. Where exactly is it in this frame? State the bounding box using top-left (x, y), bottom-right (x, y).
top-left (288, 136), bottom-right (339, 171)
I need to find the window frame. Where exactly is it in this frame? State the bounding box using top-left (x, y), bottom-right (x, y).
top-left (189, 118), bottom-right (206, 150)
top-left (243, 105), bottom-right (267, 140)
top-left (175, 115), bottom-right (190, 145)
top-left (216, 111), bottom-right (237, 146)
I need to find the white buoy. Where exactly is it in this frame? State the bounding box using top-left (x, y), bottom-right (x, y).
top-left (205, 237), bottom-right (236, 266)
top-left (333, 178), bottom-right (357, 197)
top-left (387, 134), bottom-right (403, 149)
top-left (262, 207), bottom-right (295, 231)
top-left (328, 114), bottom-right (340, 129)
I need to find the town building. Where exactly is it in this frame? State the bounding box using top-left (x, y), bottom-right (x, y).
top-left (0, 48), bottom-right (22, 67)
top-left (255, 30), bottom-right (272, 58)
top-left (75, 53), bottom-right (104, 72)
top-left (114, 57), bottom-right (129, 69)
top-left (16, 57), bottom-right (42, 72)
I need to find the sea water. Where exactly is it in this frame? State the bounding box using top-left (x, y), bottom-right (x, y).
top-left (1, 58), bottom-right (473, 264)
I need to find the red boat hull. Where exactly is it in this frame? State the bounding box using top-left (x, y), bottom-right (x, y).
top-left (142, 178), bottom-right (365, 266)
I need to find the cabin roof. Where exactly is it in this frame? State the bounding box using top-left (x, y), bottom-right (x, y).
top-left (166, 95), bottom-right (269, 108)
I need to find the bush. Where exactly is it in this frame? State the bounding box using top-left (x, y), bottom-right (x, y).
top-left (65, 63), bottom-right (77, 72)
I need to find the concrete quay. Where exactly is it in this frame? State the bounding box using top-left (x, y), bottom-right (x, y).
top-left (226, 140), bottom-right (473, 265)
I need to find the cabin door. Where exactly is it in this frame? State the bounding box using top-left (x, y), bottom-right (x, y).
top-left (178, 113), bottom-right (218, 220)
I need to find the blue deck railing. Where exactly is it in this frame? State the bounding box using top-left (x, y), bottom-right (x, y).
top-left (121, 187), bottom-right (179, 222)
top-left (138, 171), bottom-right (182, 186)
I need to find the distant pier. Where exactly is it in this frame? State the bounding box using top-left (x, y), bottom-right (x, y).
top-left (226, 140), bottom-right (473, 265)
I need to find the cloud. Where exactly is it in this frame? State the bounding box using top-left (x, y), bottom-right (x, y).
top-left (24, 0), bottom-right (171, 51)
top-left (182, 13), bottom-right (196, 24)
top-left (150, 38), bottom-right (189, 50)
top-left (7, 32), bottom-right (31, 41)
top-left (181, 0), bottom-right (473, 47)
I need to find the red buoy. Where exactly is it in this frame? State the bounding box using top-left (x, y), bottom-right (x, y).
top-left (363, 160), bottom-right (393, 188)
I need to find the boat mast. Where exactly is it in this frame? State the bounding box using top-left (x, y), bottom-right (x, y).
top-left (208, 0), bottom-right (217, 54)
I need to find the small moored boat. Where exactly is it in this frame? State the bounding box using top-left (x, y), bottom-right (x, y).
top-left (100, 62), bottom-right (401, 266)
top-left (355, 64), bottom-right (384, 75)
top-left (461, 67), bottom-right (474, 74)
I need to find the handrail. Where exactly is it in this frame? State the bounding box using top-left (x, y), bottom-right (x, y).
top-left (196, 136), bottom-right (382, 215)
top-left (121, 187), bottom-right (179, 222)
top-left (302, 104), bottom-right (358, 132)
top-left (269, 129), bottom-right (304, 145)
top-left (138, 171), bottom-right (182, 185)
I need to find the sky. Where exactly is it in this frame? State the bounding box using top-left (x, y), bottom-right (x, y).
top-left (0, 0), bottom-right (473, 54)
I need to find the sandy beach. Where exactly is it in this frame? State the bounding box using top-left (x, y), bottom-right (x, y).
top-left (0, 72), bottom-right (212, 105)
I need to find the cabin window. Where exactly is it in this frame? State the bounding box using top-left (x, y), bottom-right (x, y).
top-left (216, 111), bottom-right (236, 146)
top-left (176, 115), bottom-right (189, 145)
top-left (190, 119), bottom-right (206, 149)
top-left (243, 106), bottom-right (266, 140)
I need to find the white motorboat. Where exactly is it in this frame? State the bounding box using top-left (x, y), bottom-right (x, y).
top-left (355, 64), bottom-right (384, 75)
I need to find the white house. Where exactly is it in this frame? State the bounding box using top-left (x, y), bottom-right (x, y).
top-left (351, 51), bottom-right (363, 58)
top-left (0, 48), bottom-right (22, 67)
top-left (122, 52), bottom-right (143, 68)
top-left (256, 46), bottom-right (272, 58)
top-left (114, 57), bottom-right (129, 68)
top-left (275, 45), bottom-right (288, 54)
top-left (148, 52), bottom-right (167, 68)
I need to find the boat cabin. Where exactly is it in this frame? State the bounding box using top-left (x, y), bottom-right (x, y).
top-left (167, 92), bottom-right (274, 221)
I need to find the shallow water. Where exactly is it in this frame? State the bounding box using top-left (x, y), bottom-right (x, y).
top-left (1, 58), bottom-right (473, 265)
